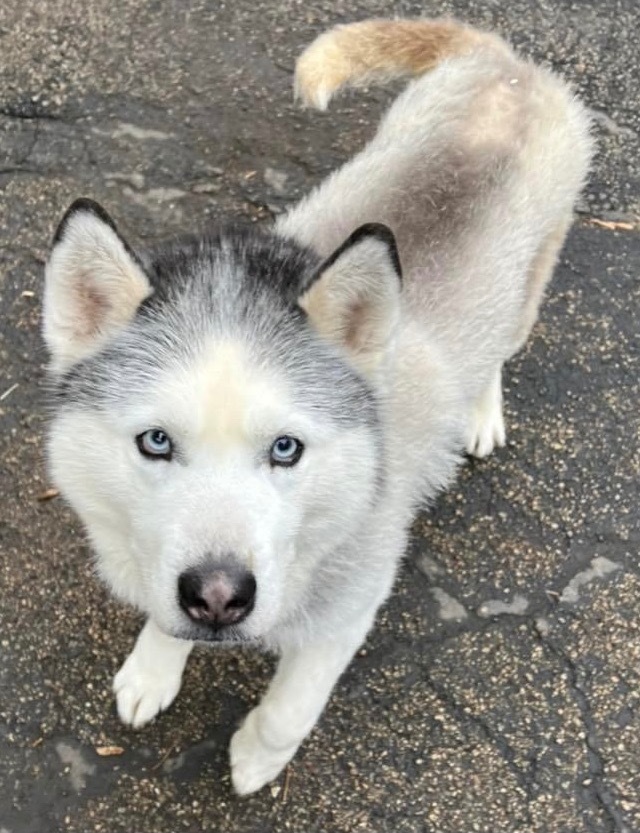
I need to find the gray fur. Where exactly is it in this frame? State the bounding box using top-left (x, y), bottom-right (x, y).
top-left (54, 227), bottom-right (379, 434)
top-left (42, 21), bottom-right (593, 795)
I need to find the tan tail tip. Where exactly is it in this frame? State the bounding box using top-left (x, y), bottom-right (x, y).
top-left (293, 29), bottom-right (353, 111)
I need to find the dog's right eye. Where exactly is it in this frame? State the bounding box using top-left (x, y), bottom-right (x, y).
top-left (136, 429), bottom-right (173, 461)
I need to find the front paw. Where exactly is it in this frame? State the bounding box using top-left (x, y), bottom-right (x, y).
top-left (230, 708), bottom-right (297, 795)
top-left (113, 651), bottom-right (183, 729)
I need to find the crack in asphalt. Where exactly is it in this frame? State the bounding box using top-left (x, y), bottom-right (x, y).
top-left (395, 555), bottom-right (632, 833)
top-left (416, 611), bottom-right (634, 833)
top-left (20, 117), bottom-right (41, 167)
top-left (423, 668), bottom-right (534, 831)
top-left (0, 167), bottom-right (39, 176)
top-left (537, 633), bottom-right (630, 833)
top-left (0, 105), bottom-right (63, 122)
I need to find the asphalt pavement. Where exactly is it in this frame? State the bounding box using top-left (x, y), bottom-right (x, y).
top-left (0, 1), bottom-right (638, 831)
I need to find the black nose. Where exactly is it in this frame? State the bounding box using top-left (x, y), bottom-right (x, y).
top-left (178, 564), bottom-right (256, 628)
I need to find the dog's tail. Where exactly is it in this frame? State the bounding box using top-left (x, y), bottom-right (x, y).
top-left (294, 19), bottom-right (511, 110)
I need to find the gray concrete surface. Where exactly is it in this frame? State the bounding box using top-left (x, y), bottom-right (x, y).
top-left (0, 1), bottom-right (638, 831)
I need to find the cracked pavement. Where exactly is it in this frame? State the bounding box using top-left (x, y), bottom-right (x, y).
top-left (0, 1), bottom-right (638, 831)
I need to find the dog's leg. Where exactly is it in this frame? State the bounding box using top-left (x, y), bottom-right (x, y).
top-left (113, 618), bottom-right (193, 728)
top-left (465, 365), bottom-right (506, 458)
top-left (465, 217), bottom-right (573, 460)
top-left (509, 216), bottom-right (573, 357)
top-left (230, 610), bottom-right (376, 795)
top-left (465, 218), bottom-right (573, 460)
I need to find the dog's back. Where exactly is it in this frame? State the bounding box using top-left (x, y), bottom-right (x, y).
top-left (279, 19), bottom-right (593, 396)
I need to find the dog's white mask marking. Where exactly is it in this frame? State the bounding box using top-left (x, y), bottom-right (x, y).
top-left (43, 11), bottom-right (593, 792)
top-left (44, 203), bottom-right (390, 644)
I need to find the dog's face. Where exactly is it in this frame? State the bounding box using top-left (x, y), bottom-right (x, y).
top-left (44, 201), bottom-right (401, 643)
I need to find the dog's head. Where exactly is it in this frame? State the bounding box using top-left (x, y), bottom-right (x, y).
top-left (44, 200), bottom-right (401, 643)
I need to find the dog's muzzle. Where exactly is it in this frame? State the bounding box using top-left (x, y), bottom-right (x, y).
top-left (177, 561), bottom-right (256, 630)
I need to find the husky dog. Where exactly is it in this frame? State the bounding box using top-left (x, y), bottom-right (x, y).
top-left (43, 20), bottom-right (592, 794)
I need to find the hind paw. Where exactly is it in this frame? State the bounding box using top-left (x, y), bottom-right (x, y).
top-left (466, 404), bottom-right (506, 458)
top-left (465, 371), bottom-right (506, 458)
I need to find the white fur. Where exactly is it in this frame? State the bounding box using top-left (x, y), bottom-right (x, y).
top-left (465, 366), bottom-right (507, 458)
top-left (49, 344), bottom-right (381, 640)
top-left (230, 618), bottom-right (375, 793)
top-left (114, 619), bottom-right (193, 727)
top-left (45, 21), bottom-right (593, 795)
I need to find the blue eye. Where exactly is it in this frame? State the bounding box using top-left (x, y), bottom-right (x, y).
top-left (136, 429), bottom-right (173, 460)
top-left (270, 435), bottom-right (304, 467)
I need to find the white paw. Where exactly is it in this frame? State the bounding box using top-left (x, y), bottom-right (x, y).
top-left (466, 404), bottom-right (506, 458)
top-left (230, 709), bottom-right (297, 796)
top-left (113, 651), bottom-right (184, 729)
top-left (465, 381), bottom-right (506, 459)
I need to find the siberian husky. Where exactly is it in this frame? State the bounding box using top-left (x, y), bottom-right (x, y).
top-left (43, 19), bottom-right (592, 794)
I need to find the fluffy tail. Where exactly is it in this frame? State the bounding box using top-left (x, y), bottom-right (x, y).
top-left (294, 19), bottom-right (510, 110)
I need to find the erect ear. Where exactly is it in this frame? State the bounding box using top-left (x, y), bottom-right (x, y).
top-left (298, 223), bottom-right (402, 378)
top-left (43, 198), bottom-right (152, 373)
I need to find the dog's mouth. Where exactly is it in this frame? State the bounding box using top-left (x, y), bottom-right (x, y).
top-left (173, 622), bottom-right (258, 645)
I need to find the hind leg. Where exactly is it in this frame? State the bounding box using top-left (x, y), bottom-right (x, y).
top-left (466, 217), bottom-right (573, 459)
top-left (509, 216), bottom-right (572, 357)
top-left (465, 365), bottom-right (506, 458)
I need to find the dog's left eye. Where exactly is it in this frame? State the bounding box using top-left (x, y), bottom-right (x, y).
top-left (136, 428), bottom-right (173, 461)
top-left (270, 435), bottom-right (304, 467)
